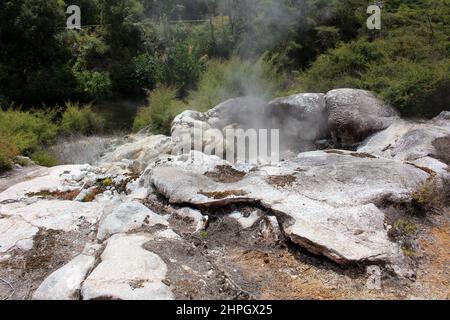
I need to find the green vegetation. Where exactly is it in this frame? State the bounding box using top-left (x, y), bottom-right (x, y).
top-left (188, 56), bottom-right (281, 111)
top-left (2, 0), bottom-right (448, 116)
top-left (199, 231), bottom-right (209, 240)
top-left (60, 103), bottom-right (105, 136)
top-left (388, 218), bottom-right (420, 258)
top-left (0, 108), bottom-right (59, 153)
top-left (133, 86), bottom-right (186, 134)
top-left (0, 104), bottom-right (105, 172)
top-left (412, 176), bottom-right (444, 211)
top-left (0, 136), bottom-right (18, 172)
top-left (30, 149), bottom-right (59, 167)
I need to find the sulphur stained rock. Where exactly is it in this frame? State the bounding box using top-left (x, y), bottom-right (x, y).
top-left (97, 201), bottom-right (168, 241)
top-left (147, 151), bottom-right (430, 266)
top-left (81, 234), bottom-right (174, 300)
top-left (32, 253), bottom-right (96, 300)
top-left (326, 89), bottom-right (399, 146)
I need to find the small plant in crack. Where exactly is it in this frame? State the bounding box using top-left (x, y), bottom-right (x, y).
top-left (412, 176), bottom-right (444, 213)
top-left (199, 231), bottom-right (209, 241)
top-left (388, 218), bottom-right (419, 258)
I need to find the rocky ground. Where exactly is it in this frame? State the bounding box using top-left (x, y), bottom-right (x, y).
top-left (0, 89), bottom-right (449, 300)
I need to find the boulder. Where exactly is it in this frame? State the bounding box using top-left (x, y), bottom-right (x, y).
top-left (81, 234), bottom-right (174, 300)
top-left (172, 94), bottom-right (330, 161)
top-left (267, 93), bottom-right (329, 148)
top-left (326, 89), bottom-right (399, 146)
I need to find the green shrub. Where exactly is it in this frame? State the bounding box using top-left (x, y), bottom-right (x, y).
top-left (0, 108), bottom-right (59, 154)
top-left (188, 56), bottom-right (281, 111)
top-left (161, 43), bottom-right (207, 97)
top-left (31, 149), bottom-right (59, 167)
top-left (60, 103), bottom-right (106, 136)
top-left (0, 136), bottom-right (19, 173)
top-left (75, 71), bottom-right (112, 100)
top-left (364, 59), bottom-right (450, 118)
top-left (130, 53), bottom-right (162, 92)
top-left (133, 86), bottom-right (186, 135)
top-left (294, 18), bottom-right (450, 118)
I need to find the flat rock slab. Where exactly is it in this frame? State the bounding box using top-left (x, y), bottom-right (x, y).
top-left (97, 201), bottom-right (168, 241)
top-left (81, 234), bottom-right (174, 300)
top-left (32, 253), bottom-right (96, 300)
top-left (0, 215), bottom-right (39, 253)
top-left (148, 151), bottom-right (431, 266)
top-left (358, 119), bottom-right (450, 164)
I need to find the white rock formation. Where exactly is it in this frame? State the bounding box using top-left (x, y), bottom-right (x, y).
top-left (33, 252), bottom-right (97, 300)
top-left (326, 89), bottom-right (399, 145)
top-left (81, 234), bottom-right (173, 300)
top-left (147, 151), bottom-right (430, 266)
top-left (97, 201), bottom-right (168, 241)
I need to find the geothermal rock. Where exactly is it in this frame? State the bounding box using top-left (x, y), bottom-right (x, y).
top-left (358, 118), bottom-right (450, 166)
top-left (326, 89), bottom-right (399, 146)
top-left (0, 216), bottom-right (39, 253)
top-left (101, 135), bottom-right (173, 172)
top-left (172, 94), bottom-right (331, 158)
top-left (81, 234), bottom-right (173, 300)
top-left (267, 93), bottom-right (329, 146)
top-left (0, 165), bottom-right (91, 202)
top-left (0, 200), bottom-right (105, 233)
top-left (147, 151), bottom-right (431, 267)
top-left (434, 111), bottom-right (450, 122)
top-left (32, 251), bottom-right (97, 300)
top-left (97, 201), bottom-right (168, 241)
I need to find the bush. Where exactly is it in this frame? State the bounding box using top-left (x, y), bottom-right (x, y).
top-left (31, 149), bottom-right (59, 167)
top-left (188, 56), bottom-right (281, 111)
top-left (75, 71), bottom-right (112, 100)
top-left (133, 86), bottom-right (186, 135)
top-left (0, 136), bottom-right (19, 173)
top-left (161, 43), bottom-right (207, 97)
top-left (129, 53), bottom-right (162, 92)
top-left (0, 108), bottom-right (59, 154)
top-left (293, 6), bottom-right (450, 118)
top-left (60, 102), bottom-right (106, 136)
